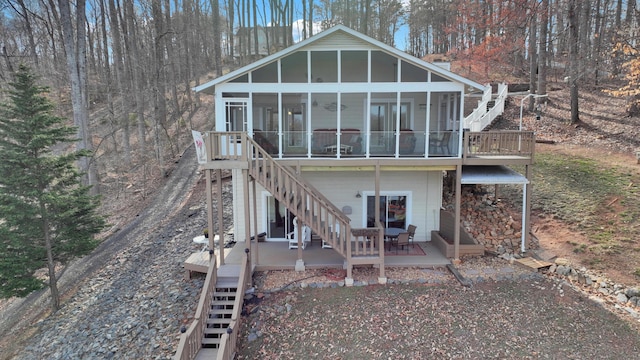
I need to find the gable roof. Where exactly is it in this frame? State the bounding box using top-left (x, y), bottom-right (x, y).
top-left (194, 25), bottom-right (486, 94)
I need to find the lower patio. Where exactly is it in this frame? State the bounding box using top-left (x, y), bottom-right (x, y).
top-left (222, 240), bottom-right (451, 271)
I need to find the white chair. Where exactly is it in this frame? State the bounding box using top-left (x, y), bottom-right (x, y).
top-left (322, 223), bottom-right (339, 249)
top-left (288, 218), bottom-right (311, 249)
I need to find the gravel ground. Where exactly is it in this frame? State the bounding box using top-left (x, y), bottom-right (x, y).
top-left (0, 146), bottom-right (233, 360)
top-left (239, 262), bottom-right (640, 359)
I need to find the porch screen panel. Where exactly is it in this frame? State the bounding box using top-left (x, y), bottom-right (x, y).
top-left (339, 93), bottom-right (366, 155)
top-left (311, 51), bottom-right (337, 83)
top-left (371, 51), bottom-right (397, 82)
top-left (400, 60), bottom-right (428, 82)
top-left (252, 62), bottom-right (278, 83)
top-left (281, 51), bottom-right (307, 83)
top-left (341, 51), bottom-right (367, 82)
top-left (310, 93), bottom-right (337, 155)
top-left (398, 92), bottom-right (426, 156)
top-left (428, 92), bottom-right (459, 157)
top-left (282, 93), bottom-right (306, 157)
top-left (370, 92), bottom-right (396, 156)
top-left (252, 93), bottom-right (279, 154)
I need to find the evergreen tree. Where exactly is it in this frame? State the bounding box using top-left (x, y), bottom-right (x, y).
top-left (0, 65), bottom-right (105, 311)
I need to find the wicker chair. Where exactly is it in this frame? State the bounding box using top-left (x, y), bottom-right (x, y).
top-left (407, 224), bottom-right (417, 246)
top-left (390, 232), bottom-right (410, 254)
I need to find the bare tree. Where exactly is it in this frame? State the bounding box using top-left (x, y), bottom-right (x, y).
top-left (537, 0), bottom-right (548, 105)
top-left (567, 0), bottom-right (580, 124)
top-left (58, 0), bottom-right (99, 191)
top-left (151, 0), bottom-right (167, 169)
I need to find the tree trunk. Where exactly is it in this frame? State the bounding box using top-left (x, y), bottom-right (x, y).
top-left (58, 0), bottom-right (99, 192)
top-left (568, 0), bottom-right (580, 124)
top-left (123, 0), bottom-right (147, 156)
top-left (108, 0), bottom-right (132, 164)
top-left (15, 0), bottom-right (40, 68)
top-left (211, 0), bottom-right (223, 76)
top-left (152, 0), bottom-right (167, 169)
top-left (537, 0), bottom-right (548, 105)
top-left (528, 9), bottom-right (537, 112)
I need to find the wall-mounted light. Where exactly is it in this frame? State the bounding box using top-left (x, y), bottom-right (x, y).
top-left (355, 191), bottom-right (362, 198)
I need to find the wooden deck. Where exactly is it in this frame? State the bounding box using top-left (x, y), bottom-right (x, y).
top-left (184, 251), bottom-right (210, 279)
top-left (186, 241), bottom-right (451, 274)
top-left (221, 240), bottom-right (451, 270)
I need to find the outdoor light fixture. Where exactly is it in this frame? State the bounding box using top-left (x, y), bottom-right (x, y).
top-left (355, 191), bottom-right (362, 198)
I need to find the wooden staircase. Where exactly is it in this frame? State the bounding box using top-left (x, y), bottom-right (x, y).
top-left (244, 135), bottom-right (384, 263)
top-left (202, 285), bottom-right (236, 349)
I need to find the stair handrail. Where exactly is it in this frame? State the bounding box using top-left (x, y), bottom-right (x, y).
top-left (215, 248), bottom-right (251, 360)
top-left (174, 255), bottom-right (218, 360)
top-left (241, 134), bottom-right (353, 254)
top-left (246, 137), bottom-right (349, 221)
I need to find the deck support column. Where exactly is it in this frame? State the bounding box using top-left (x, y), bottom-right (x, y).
top-left (454, 165), bottom-right (462, 262)
top-left (522, 164), bottom-right (532, 253)
top-left (206, 169), bottom-right (215, 265)
top-left (295, 259), bottom-right (306, 271)
top-left (243, 169), bottom-right (252, 269)
top-left (252, 179), bottom-right (259, 265)
top-left (216, 169), bottom-right (225, 266)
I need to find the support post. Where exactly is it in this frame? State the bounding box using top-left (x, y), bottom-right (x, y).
top-left (216, 169), bottom-right (225, 266)
top-left (522, 164), bottom-right (532, 253)
top-left (252, 179), bottom-right (259, 265)
top-left (454, 165), bottom-right (462, 262)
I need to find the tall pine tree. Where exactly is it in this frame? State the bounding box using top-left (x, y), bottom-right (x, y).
top-left (0, 65), bottom-right (105, 311)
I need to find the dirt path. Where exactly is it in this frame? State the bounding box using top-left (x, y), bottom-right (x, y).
top-left (0, 145), bottom-right (201, 358)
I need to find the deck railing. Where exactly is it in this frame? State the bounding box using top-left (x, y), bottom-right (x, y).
top-left (463, 130), bottom-right (535, 158)
top-left (215, 247), bottom-right (252, 360)
top-left (174, 255), bottom-right (218, 360)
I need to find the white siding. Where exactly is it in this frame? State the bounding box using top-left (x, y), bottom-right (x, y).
top-left (304, 32), bottom-right (372, 50)
top-left (232, 170), bottom-right (443, 242)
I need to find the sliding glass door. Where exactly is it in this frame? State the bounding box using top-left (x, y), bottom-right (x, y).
top-left (366, 195), bottom-right (407, 229)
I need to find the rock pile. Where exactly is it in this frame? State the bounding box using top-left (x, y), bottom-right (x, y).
top-left (443, 184), bottom-right (536, 255)
top-left (546, 257), bottom-right (640, 320)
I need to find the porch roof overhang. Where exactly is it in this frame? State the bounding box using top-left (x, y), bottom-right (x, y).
top-left (460, 165), bottom-right (529, 185)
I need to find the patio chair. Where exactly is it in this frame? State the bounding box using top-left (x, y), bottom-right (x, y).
top-left (407, 224), bottom-right (417, 246)
top-left (429, 131), bottom-right (452, 154)
top-left (287, 218), bottom-right (311, 249)
top-left (390, 232), bottom-right (410, 254)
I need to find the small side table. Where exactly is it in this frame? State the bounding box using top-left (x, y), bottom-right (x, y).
top-left (193, 234), bottom-right (219, 252)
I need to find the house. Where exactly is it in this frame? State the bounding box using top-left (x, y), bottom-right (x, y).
top-left (193, 25), bottom-right (533, 285)
top-left (233, 25), bottom-right (291, 59)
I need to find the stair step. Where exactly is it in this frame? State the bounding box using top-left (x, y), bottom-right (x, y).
top-left (209, 308), bottom-right (234, 316)
top-left (210, 303), bottom-right (234, 309)
top-left (202, 337), bottom-right (222, 347)
top-left (216, 280), bottom-right (239, 288)
top-left (212, 297), bottom-right (235, 303)
top-left (204, 327), bottom-right (229, 335)
top-left (207, 317), bottom-right (231, 325)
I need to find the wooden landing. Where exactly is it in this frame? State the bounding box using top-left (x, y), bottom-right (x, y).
top-left (514, 257), bottom-right (553, 271)
top-left (184, 251), bottom-right (210, 279)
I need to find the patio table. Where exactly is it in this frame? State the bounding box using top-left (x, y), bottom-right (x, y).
top-left (384, 227), bottom-right (407, 250)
